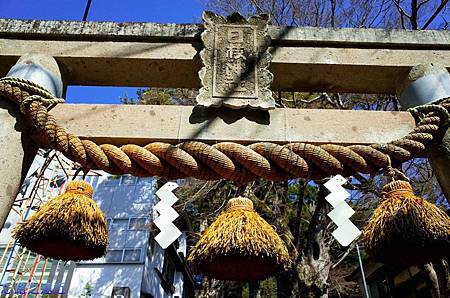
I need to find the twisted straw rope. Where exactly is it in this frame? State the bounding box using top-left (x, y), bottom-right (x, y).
top-left (1, 78), bottom-right (449, 183)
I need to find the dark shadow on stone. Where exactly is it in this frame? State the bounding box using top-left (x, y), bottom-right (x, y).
top-left (1, 97), bottom-right (38, 185)
top-left (191, 30), bottom-right (204, 60)
top-left (189, 105), bottom-right (270, 125)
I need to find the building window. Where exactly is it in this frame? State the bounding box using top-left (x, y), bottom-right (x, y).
top-left (148, 233), bottom-right (155, 257)
top-left (104, 175), bottom-right (121, 186)
top-left (155, 251), bottom-right (177, 294)
top-left (162, 251), bottom-right (176, 286)
top-left (108, 218), bottom-right (150, 230)
top-left (86, 175), bottom-right (99, 188)
top-left (121, 175), bottom-right (137, 185)
top-left (104, 249), bottom-right (143, 263)
top-left (128, 217), bottom-right (148, 230)
top-left (111, 286), bottom-right (131, 298)
top-left (110, 218), bottom-right (129, 230)
top-left (123, 249), bottom-right (142, 262)
top-left (105, 250), bottom-right (123, 263)
top-left (137, 177), bottom-right (153, 185)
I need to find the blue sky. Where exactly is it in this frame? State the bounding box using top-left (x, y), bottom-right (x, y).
top-left (0, 0), bottom-right (205, 104)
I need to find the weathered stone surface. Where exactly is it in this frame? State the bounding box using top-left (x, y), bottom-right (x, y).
top-left (0, 18), bottom-right (449, 93)
top-left (0, 98), bottom-right (36, 229)
top-left (1, 18), bottom-right (449, 48)
top-left (48, 104), bottom-right (415, 145)
top-left (429, 129), bottom-right (450, 201)
top-left (1, 38), bottom-right (448, 93)
top-left (197, 12), bottom-right (274, 110)
top-left (6, 53), bottom-right (63, 97)
top-left (0, 54), bottom-right (59, 229)
top-left (396, 63), bottom-right (449, 95)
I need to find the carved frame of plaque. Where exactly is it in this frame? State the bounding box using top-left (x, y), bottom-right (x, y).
top-left (196, 11), bottom-right (275, 110)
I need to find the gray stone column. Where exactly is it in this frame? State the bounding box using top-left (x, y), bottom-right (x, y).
top-left (0, 54), bottom-right (63, 229)
top-left (397, 63), bottom-right (450, 201)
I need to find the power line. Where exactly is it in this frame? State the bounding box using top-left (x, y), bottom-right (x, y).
top-left (83, 0), bottom-right (93, 21)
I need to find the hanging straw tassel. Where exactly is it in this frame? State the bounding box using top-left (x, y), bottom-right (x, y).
top-left (188, 197), bottom-right (290, 281)
top-left (13, 180), bottom-right (108, 261)
top-left (363, 180), bottom-right (450, 265)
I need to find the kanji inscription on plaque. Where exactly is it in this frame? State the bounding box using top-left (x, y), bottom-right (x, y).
top-left (197, 11), bottom-right (275, 110)
top-left (213, 25), bottom-right (257, 98)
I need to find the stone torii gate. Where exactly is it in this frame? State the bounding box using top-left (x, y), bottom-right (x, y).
top-left (0, 17), bottom-right (449, 229)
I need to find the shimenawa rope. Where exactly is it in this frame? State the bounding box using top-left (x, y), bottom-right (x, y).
top-left (1, 77), bottom-right (449, 183)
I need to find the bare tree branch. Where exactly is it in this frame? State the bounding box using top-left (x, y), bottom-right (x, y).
top-left (422, 0), bottom-right (449, 29)
top-left (332, 242), bottom-right (356, 269)
top-left (392, 0), bottom-right (412, 18)
top-left (411, 0), bottom-right (420, 29)
top-left (418, 0), bottom-right (432, 9)
top-left (330, 0), bottom-right (336, 27)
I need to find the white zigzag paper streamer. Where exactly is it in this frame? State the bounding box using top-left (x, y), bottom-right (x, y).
top-left (154, 182), bottom-right (182, 249)
top-left (324, 175), bottom-right (361, 247)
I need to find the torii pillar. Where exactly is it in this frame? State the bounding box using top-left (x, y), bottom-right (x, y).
top-left (398, 63), bottom-right (450, 201)
top-left (0, 54), bottom-right (63, 229)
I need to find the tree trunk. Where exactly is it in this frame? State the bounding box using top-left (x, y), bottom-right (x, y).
top-left (297, 186), bottom-right (331, 298)
top-left (197, 277), bottom-right (222, 297)
top-left (276, 269), bottom-right (297, 298)
top-left (197, 278), bottom-right (243, 298)
top-left (434, 259), bottom-right (449, 298)
top-left (249, 281), bottom-right (261, 298)
top-left (422, 263), bottom-right (441, 298)
top-left (220, 281), bottom-right (243, 297)
top-left (274, 185), bottom-right (333, 298)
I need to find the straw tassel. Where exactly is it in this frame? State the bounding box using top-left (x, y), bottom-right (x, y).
top-left (188, 197), bottom-right (290, 281)
top-left (363, 180), bottom-right (450, 265)
top-left (13, 180), bottom-right (108, 261)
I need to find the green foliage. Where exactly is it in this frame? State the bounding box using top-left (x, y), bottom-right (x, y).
top-left (242, 278), bottom-right (277, 298)
top-left (79, 282), bottom-right (93, 297)
top-left (259, 278), bottom-right (277, 297)
top-left (122, 88), bottom-right (172, 105)
top-left (121, 88), bottom-right (197, 106)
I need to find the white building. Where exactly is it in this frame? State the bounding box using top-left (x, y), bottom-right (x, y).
top-left (0, 152), bottom-right (194, 298)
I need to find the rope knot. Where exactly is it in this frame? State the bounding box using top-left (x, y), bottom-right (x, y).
top-left (408, 100), bottom-right (450, 128)
top-left (0, 77), bottom-right (65, 113)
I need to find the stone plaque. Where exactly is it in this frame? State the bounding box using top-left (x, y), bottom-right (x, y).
top-left (197, 11), bottom-right (275, 110)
